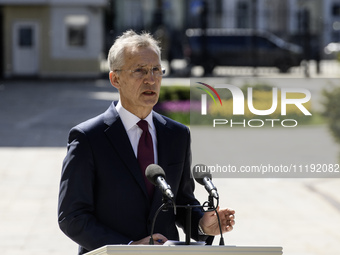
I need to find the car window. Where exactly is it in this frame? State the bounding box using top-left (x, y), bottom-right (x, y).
top-left (256, 36), bottom-right (277, 49)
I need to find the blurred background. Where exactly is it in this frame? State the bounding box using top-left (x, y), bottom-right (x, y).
top-left (1, 1), bottom-right (340, 255)
top-left (0, 0), bottom-right (340, 78)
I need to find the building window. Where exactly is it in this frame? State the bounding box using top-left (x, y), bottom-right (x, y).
top-left (236, 1), bottom-right (250, 28)
top-left (332, 31), bottom-right (340, 42)
top-left (19, 27), bottom-right (33, 47)
top-left (65, 15), bottom-right (89, 47)
top-left (332, 4), bottom-right (340, 16)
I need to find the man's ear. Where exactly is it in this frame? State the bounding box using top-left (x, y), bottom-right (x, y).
top-left (109, 71), bottom-right (120, 89)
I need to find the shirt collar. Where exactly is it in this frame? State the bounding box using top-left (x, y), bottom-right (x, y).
top-left (116, 101), bottom-right (155, 131)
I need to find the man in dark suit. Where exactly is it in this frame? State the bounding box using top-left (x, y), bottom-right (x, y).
top-left (58, 30), bottom-right (235, 255)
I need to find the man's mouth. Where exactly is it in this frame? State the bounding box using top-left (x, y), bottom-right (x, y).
top-left (143, 91), bottom-right (156, 95)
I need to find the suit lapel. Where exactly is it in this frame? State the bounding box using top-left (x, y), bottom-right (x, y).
top-left (153, 112), bottom-right (170, 167)
top-left (149, 113), bottom-right (171, 215)
top-left (103, 103), bottom-right (150, 201)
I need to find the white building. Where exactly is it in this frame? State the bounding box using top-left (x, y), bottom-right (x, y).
top-left (0, 0), bottom-right (106, 78)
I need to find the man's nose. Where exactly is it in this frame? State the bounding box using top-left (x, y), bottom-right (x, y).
top-left (144, 70), bottom-right (156, 84)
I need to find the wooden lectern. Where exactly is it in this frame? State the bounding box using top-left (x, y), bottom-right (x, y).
top-left (84, 245), bottom-right (283, 255)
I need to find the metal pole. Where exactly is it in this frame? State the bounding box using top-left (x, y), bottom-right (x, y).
top-left (185, 206), bottom-right (192, 245)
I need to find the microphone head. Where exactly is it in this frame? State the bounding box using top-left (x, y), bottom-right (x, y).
top-left (145, 164), bottom-right (166, 186)
top-left (192, 164), bottom-right (212, 185)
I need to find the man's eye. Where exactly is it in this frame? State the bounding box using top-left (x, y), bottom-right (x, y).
top-left (134, 68), bottom-right (145, 73)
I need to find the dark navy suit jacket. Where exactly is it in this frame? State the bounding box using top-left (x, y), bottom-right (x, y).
top-left (58, 103), bottom-right (212, 254)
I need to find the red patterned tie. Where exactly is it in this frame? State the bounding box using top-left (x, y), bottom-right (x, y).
top-left (137, 120), bottom-right (155, 198)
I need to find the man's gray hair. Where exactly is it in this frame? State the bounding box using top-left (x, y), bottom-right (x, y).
top-left (108, 30), bottom-right (161, 71)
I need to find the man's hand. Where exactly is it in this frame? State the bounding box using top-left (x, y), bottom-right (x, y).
top-left (130, 233), bottom-right (168, 245)
top-left (199, 207), bottom-right (235, 236)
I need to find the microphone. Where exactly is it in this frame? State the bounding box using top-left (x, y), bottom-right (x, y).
top-left (146, 164), bottom-right (176, 245)
top-left (145, 164), bottom-right (174, 200)
top-left (192, 164), bottom-right (219, 199)
top-left (193, 164), bottom-right (225, 245)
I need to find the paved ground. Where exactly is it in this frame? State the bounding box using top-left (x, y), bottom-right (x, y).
top-left (0, 77), bottom-right (340, 255)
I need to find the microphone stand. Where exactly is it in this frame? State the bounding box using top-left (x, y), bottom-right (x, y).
top-left (149, 197), bottom-right (175, 245)
top-left (185, 205), bottom-right (191, 245)
top-left (214, 207), bottom-right (225, 246)
top-left (203, 195), bottom-right (224, 245)
top-left (149, 196), bottom-right (218, 245)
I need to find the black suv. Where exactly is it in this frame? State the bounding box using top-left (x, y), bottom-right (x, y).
top-left (184, 28), bottom-right (303, 74)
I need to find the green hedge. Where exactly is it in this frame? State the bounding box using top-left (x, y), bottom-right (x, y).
top-left (322, 86), bottom-right (340, 144)
top-left (158, 86), bottom-right (190, 102)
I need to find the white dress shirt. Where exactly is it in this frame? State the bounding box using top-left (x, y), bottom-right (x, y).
top-left (115, 101), bottom-right (158, 164)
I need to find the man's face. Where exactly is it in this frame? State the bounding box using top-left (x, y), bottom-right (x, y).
top-left (110, 46), bottom-right (162, 118)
